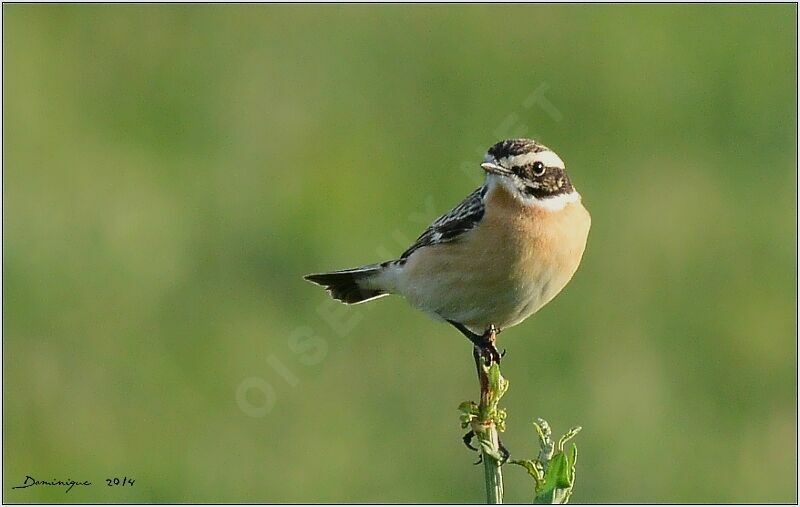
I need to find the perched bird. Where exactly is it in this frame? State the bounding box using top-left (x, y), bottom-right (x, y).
top-left (304, 138), bottom-right (590, 362)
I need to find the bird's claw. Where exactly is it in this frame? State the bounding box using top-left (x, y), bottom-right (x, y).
top-left (471, 324), bottom-right (502, 365)
top-left (462, 430), bottom-right (479, 451)
top-left (476, 339), bottom-right (502, 366)
top-left (463, 430), bottom-right (510, 466)
top-left (463, 431), bottom-right (483, 465)
top-left (498, 437), bottom-right (510, 465)
top-left (447, 320), bottom-right (504, 365)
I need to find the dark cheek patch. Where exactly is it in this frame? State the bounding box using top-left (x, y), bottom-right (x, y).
top-left (524, 169), bottom-right (573, 198)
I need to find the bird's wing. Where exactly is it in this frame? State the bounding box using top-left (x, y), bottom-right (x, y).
top-left (400, 186), bottom-right (486, 260)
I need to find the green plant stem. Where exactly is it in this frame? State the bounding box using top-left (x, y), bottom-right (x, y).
top-left (475, 344), bottom-right (504, 504)
top-left (481, 421), bottom-right (504, 504)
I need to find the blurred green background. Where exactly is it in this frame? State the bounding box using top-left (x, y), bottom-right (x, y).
top-left (3, 4), bottom-right (797, 503)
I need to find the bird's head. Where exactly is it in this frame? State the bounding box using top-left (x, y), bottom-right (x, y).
top-left (481, 139), bottom-right (576, 205)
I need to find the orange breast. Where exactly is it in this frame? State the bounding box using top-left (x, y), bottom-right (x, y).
top-left (399, 184), bottom-right (591, 332)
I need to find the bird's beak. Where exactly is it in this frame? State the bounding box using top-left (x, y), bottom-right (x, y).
top-left (481, 162), bottom-right (512, 176)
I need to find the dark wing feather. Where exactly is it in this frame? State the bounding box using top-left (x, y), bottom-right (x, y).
top-left (400, 187), bottom-right (486, 260)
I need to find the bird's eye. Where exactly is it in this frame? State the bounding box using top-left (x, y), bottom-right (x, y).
top-left (532, 161), bottom-right (546, 176)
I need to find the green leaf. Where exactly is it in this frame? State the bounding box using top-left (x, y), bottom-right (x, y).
top-left (515, 419), bottom-right (581, 504)
top-left (549, 453), bottom-right (572, 489)
top-left (567, 443), bottom-right (578, 485)
top-left (458, 401), bottom-right (478, 413)
top-left (532, 452), bottom-right (568, 503)
top-left (534, 488), bottom-right (557, 504)
top-left (557, 426), bottom-right (582, 453)
top-left (510, 459), bottom-right (543, 486)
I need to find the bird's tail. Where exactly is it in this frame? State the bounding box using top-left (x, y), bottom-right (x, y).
top-left (304, 263), bottom-right (391, 304)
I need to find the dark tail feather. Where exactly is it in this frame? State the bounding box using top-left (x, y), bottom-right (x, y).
top-left (304, 265), bottom-right (388, 304)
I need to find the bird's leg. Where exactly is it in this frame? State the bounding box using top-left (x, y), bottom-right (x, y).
top-left (479, 324), bottom-right (502, 367)
top-left (447, 320), bottom-right (503, 366)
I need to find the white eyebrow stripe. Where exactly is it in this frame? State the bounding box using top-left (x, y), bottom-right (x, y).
top-left (501, 150), bottom-right (565, 169)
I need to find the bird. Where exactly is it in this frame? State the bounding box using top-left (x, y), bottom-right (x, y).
top-left (304, 138), bottom-right (590, 363)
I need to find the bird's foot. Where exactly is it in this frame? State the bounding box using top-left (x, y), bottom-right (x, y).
top-left (447, 321), bottom-right (503, 365)
top-left (475, 324), bottom-right (502, 365)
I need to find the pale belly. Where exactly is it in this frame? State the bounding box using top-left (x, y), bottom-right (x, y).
top-left (396, 198), bottom-right (590, 334)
